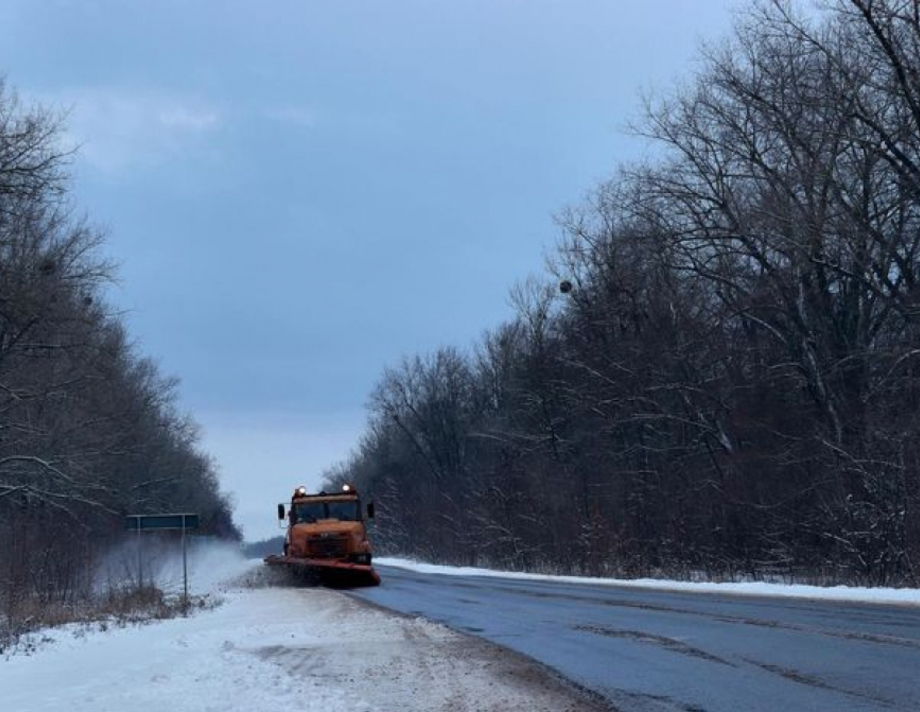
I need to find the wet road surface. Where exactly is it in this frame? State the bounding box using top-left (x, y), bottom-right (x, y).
top-left (353, 565), bottom-right (920, 712)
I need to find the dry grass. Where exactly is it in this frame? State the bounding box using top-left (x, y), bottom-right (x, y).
top-left (1, 585), bottom-right (217, 656)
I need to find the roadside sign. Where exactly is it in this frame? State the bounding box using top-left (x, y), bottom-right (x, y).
top-left (125, 513), bottom-right (199, 531)
top-left (125, 512), bottom-right (199, 611)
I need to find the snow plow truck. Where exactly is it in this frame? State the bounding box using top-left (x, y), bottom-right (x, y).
top-left (265, 484), bottom-right (380, 587)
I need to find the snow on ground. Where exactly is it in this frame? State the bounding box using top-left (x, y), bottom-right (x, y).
top-left (4, 555), bottom-right (604, 712)
top-left (377, 557), bottom-right (920, 606)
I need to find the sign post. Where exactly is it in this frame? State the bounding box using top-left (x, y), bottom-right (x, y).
top-left (125, 513), bottom-right (200, 611)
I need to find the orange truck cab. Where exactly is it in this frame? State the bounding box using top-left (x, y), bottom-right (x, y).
top-left (277, 484), bottom-right (376, 570)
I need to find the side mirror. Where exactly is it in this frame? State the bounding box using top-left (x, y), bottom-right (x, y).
top-left (366, 502), bottom-right (375, 520)
top-left (277, 503), bottom-right (286, 521)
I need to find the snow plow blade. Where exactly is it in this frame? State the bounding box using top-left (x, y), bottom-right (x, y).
top-left (264, 554), bottom-right (381, 587)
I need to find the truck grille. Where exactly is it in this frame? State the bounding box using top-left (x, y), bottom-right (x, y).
top-left (307, 536), bottom-right (347, 558)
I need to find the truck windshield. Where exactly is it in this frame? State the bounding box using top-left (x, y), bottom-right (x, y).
top-left (326, 501), bottom-right (359, 521)
top-left (292, 501), bottom-right (359, 523)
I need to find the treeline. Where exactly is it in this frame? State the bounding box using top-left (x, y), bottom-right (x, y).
top-left (0, 81), bottom-right (238, 626)
top-left (325, 1), bottom-right (920, 586)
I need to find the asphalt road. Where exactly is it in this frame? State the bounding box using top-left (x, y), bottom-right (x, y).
top-left (353, 565), bottom-right (920, 712)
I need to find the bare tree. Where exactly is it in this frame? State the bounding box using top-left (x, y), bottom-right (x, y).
top-left (0, 81), bottom-right (239, 642)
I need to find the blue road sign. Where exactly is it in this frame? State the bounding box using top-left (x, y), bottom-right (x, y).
top-left (125, 513), bottom-right (199, 531)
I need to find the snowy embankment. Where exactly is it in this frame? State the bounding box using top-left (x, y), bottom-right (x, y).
top-left (376, 557), bottom-right (920, 606)
top-left (3, 546), bottom-right (604, 712)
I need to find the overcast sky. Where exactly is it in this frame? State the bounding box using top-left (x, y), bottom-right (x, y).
top-left (0, 0), bottom-right (738, 541)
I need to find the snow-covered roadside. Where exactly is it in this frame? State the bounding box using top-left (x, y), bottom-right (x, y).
top-left (377, 557), bottom-right (920, 606)
top-left (3, 559), bottom-right (605, 712)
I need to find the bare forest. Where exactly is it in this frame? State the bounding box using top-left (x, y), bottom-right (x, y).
top-left (0, 82), bottom-right (239, 641)
top-left (326, 1), bottom-right (920, 587)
